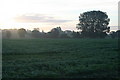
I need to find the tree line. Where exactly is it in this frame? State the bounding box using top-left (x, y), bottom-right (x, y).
top-left (2, 27), bottom-right (81, 39)
top-left (2, 27), bottom-right (120, 39)
top-left (2, 10), bottom-right (120, 39)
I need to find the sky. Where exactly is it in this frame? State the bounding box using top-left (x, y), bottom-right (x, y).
top-left (0, 0), bottom-right (119, 32)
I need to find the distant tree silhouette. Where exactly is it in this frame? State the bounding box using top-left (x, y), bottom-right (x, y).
top-left (49, 27), bottom-right (61, 38)
top-left (40, 30), bottom-right (46, 38)
top-left (31, 28), bottom-right (41, 38)
top-left (59, 33), bottom-right (69, 38)
top-left (6, 30), bottom-right (11, 39)
top-left (72, 31), bottom-right (80, 38)
top-left (77, 10), bottom-right (110, 38)
top-left (110, 30), bottom-right (120, 38)
top-left (116, 30), bottom-right (120, 38)
top-left (18, 28), bottom-right (27, 38)
top-left (109, 31), bottom-right (116, 38)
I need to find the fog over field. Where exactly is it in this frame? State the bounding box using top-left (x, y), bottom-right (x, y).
top-left (1, 0), bottom-right (119, 79)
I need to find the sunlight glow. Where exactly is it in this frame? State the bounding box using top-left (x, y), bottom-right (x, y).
top-left (0, 0), bottom-right (119, 31)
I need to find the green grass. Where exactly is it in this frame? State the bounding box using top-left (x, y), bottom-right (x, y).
top-left (2, 38), bottom-right (119, 78)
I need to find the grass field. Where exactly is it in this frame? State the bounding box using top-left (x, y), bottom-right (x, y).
top-left (2, 38), bottom-right (119, 78)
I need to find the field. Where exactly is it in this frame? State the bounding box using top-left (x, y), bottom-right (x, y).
top-left (2, 38), bottom-right (119, 78)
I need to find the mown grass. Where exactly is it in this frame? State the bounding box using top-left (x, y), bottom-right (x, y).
top-left (2, 38), bottom-right (119, 78)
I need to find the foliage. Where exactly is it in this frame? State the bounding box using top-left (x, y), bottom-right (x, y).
top-left (72, 31), bottom-right (81, 38)
top-left (49, 27), bottom-right (61, 38)
top-left (77, 11), bottom-right (110, 38)
top-left (6, 30), bottom-right (11, 39)
top-left (59, 33), bottom-right (69, 38)
top-left (31, 28), bottom-right (41, 38)
top-left (18, 28), bottom-right (27, 38)
top-left (109, 31), bottom-right (116, 38)
top-left (109, 30), bottom-right (120, 38)
top-left (116, 30), bottom-right (120, 38)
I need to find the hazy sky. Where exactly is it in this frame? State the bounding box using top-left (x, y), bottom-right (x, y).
top-left (0, 0), bottom-right (119, 32)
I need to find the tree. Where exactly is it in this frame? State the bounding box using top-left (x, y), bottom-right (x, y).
top-left (110, 30), bottom-right (120, 38)
top-left (18, 28), bottom-right (27, 38)
top-left (49, 27), bottom-right (61, 38)
top-left (109, 31), bottom-right (116, 38)
top-left (77, 10), bottom-right (110, 38)
top-left (59, 33), bottom-right (69, 38)
top-left (116, 30), bottom-right (120, 38)
top-left (31, 28), bottom-right (41, 38)
top-left (6, 30), bottom-right (11, 39)
top-left (72, 31), bottom-right (80, 38)
top-left (40, 30), bottom-right (46, 38)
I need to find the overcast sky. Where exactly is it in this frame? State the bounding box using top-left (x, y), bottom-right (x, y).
top-left (0, 0), bottom-right (119, 31)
